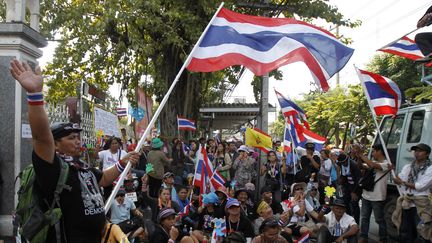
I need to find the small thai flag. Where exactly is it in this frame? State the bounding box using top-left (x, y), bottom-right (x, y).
top-left (177, 116), bottom-right (196, 131)
top-left (116, 108), bottom-right (127, 117)
top-left (295, 232), bottom-right (309, 243)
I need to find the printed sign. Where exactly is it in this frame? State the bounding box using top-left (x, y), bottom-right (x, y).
top-left (94, 107), bottom-right (121, 137)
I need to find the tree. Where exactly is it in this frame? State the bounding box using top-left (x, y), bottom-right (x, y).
top-left (1, 0), bottom-right (358, 137)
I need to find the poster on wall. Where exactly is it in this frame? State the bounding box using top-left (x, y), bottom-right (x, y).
top-left (134, 88), bottom-right (153, 138)
top-left (94, 107), bottom-right (121, 138)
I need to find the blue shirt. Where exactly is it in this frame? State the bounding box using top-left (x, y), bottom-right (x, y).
top-left (110, 197), bottom-right (136, 224)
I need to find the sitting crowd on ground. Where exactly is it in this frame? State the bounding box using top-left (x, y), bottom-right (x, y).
top-left (10, 59), bottom-right (432, 242)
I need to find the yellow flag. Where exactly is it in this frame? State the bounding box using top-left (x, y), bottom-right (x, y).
top-left (245, 127), bottom-right (272, 150)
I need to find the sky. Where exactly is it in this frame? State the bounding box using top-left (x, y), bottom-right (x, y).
top-left (38, 1), bottom-right (432, 124)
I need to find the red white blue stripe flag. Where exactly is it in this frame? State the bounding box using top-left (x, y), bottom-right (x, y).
top-left (275, 89), bottom-right (310, 129)
top-left (356, 68), bottom-right (402, 116)
top-left (187, 8), bottom-right (354, 92)
top-left (378, 36), bottom-right (424, 61)
top-left (116, 107), bottom-right (127, 117)
top-left (177, 116), bottom-right (197, 131)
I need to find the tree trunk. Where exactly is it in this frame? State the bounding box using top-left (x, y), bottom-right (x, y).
top-left (342, 122), bottom-right (350, 150)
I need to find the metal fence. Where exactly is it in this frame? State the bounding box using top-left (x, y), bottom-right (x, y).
top-left (45, 103), bottom-right (96, 147)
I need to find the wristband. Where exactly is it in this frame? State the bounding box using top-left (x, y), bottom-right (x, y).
top-left (27, 92), bottom-right (44, 106)
top-left (115, 161), bottom-right (125, 173)
top-left (119, 158), bottom-right (127, 167)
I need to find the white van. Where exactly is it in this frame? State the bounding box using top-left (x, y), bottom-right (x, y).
top-left (373, 102), bottom-right (432, 239)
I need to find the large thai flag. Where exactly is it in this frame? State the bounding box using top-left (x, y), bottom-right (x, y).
top-left (299, 129), bottom-right (326, 151)
top-left (275, 90), bottom-right (310, 129)
top-left (187, 8), bottom-right (354, 92)
top-left (177, 116), bottom-right (196, 131)
top-left (378, 36), bottom-right (424, 60)
top-left (358, 69), bottom-right (402, 116)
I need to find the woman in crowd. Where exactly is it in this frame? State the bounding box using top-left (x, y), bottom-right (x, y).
top-left (149, 207), bottom-right (197, 243)
top-left (235, 188), bottom-right (256, 221)
top-left (261, 150), bottom-right (283, 195)
top-left (196, 192), bottom-right (219, 238)
top-left (252, 217), bottom-right (289, 243)
top-left (233, 145), bottom-right (257, 188)
top-left (213, 143), bottom-right (232, 182)
top-left (141, 175), bottom-right (180, 222)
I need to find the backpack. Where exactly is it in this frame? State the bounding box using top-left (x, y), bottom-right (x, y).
top-left (14, 158), bottom-right (70, 242)
top-left (358, 168), bottom-right (391, 191)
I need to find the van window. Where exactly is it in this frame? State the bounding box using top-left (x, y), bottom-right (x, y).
top-left (407, 110), bottom-right (425, 143)
top-left (379, 114), bottom-right (405, 149)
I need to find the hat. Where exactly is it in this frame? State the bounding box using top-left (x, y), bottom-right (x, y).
top-left (290, 182), bottom-right (307, 195)
top-left (337, 153), bottom-right (348, 163)
top-left (234, 188), bottom-right (249, 198)
top-left (411, 143), bottom-right (431, 154)
top-left (245, 182), bottom-right (255, 191)
top-left (305, 140), bottom-right (315, 149)
top-left (151, 138), bottom-right (164, 149)
top-left (116, 189), bottom-right (126, 197)
top-left (202, 192), bottom-right (219, 205)
top-left (157, 207), bottom-right (176, 223)
top-left (260, 185), bottom-right (272, 195)
top-left (256, 200), bottom-right (270, 215)
top-left (50, 122), bottom-right (82, 140)
top-left (237, 145), bottom-right (249, 152)
top-left (215, 186), bottom-right (229, 198)
top-left (225, 198), bottom-right (240, 209)
top-left (332, 198), bottom-right (346, 208)
top-left (163, 172), bottom-right (174, 179)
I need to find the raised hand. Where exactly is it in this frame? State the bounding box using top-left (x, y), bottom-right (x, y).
top-left (10, 59), bottom-right (43, 93)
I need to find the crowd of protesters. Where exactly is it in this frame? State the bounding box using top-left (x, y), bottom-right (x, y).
top-left (10, 59), bottom-right (432, 243)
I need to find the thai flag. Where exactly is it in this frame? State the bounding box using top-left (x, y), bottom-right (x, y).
top-left (199, 146), bottom-right (226, 190)
top-left (116, 107), bottom-right (127, 117)
top-left (187, 8), bottom-right (354, 92)
top-left (275, 90), bottom-right (310, 129)
top-left (177, 116), bottom-right (196, 131)
top-left (295, 232), bottom-right (309, 243)
top-left (178, 203), bottom-right (191, 219)
top-left (193, 158), bottom-right (206, 194)
top-left (378, 36), bottom-right (424, 60)
top-left (182, 142), bottom-right (191, 156)
top-left (357, 69), bottom-right (402, 116)
top-left (300, 129), bottom-right (326, 151)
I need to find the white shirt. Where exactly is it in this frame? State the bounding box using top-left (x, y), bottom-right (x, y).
top-left (98, 149), bottom-right (127, 171)
top-left (324, 211), bottom-right (357, 236)
top-left (362, 159), bottom-right (391, 201)
top-left (398, 162), bottom-right (432, 197)
top-left (319, 158), bottom-right (332, 177)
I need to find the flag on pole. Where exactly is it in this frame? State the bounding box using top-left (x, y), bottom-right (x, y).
top-left (177, 116), bottom-right (197, 131)
top-left (275, 90), bottom-right (310, 129)
top-left (199, 146), bottom-right (226, 190)
top-left (187, 8), bottom-right (354, 92)
top-left (300, 129), bottom-right (326, 151)
top-left (356, 69), bottom-right (402, 116)
top-left (245, 127), bottom-right (272, 153)
top-left (378, 36), bottom-right (424, 60)
top-left (116, 107), bottom-right (127, 117)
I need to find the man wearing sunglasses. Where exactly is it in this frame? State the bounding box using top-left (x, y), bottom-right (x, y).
top-left (10, 60), bottom-right (139, 242)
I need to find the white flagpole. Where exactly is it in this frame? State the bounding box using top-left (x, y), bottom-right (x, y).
top-left (105, 2), bottom-right (225, 212)
top-left (354, 65), bottom-right (402, 195)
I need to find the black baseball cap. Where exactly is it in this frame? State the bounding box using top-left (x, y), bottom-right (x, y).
top-left (50, 122), bottom-right (82, 140)
top-left (411, 143), bottom-right (431, 154)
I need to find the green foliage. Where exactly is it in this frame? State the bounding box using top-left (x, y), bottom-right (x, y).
top-left (270, 85), bottom-right (374, 147)
top-left (14, 0), bottom-right (358, 136)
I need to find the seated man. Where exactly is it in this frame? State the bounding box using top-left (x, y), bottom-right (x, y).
top-left (316, 198), bottom-right (359, 243)
top-left (252, 217), bottom-right (289, 243)
top-left (110, 189), bottom-right (144, 239)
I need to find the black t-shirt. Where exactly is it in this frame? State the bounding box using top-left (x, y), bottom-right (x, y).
top-left (226, 214), bottom-right (255, 238)
top-left (32, 152), bottom-right (105, 242)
